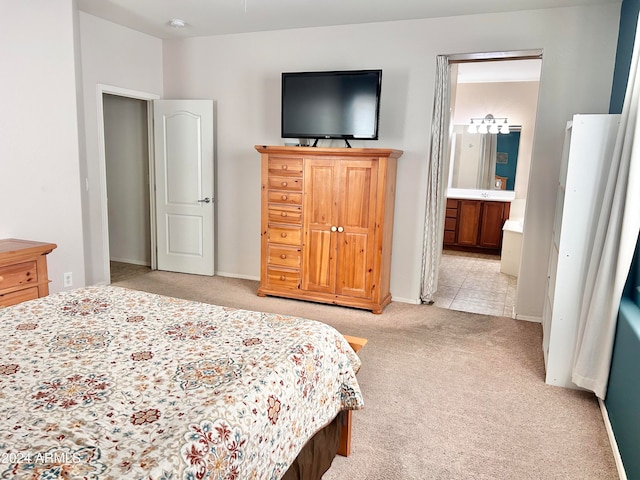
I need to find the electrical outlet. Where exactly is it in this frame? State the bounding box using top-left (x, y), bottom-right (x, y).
top-left (63, 272), bottom-right (73, 288)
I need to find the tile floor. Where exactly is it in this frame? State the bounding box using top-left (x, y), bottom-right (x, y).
top-left (433, 250), bottom-right (517, 318)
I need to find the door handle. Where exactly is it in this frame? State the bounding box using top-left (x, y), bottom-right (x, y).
top-left (197, 197), bottom-right (211, 203)
top-left (337, 226), bottom-right (344, 233)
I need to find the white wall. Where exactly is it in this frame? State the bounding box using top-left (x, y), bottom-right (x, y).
top-left (0, 0), bottom-right (85, 293)
top-left (103, 94), bottom-right (151, 266)
top-left (161, 5), bottom-right (619, 311)
top-left (78, 12), bottom-right (163, 285)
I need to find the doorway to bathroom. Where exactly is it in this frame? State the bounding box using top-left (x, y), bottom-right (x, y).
top-left (427, 51), bottom-right (542, 317)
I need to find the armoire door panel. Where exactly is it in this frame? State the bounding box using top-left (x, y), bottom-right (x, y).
top-left (303, 228), bottom-right (335, 293)
top-left (303, 159), bottom-right (339, 294)
top-left (337, 160), bottom-right (377, 297)
top-left (340, 164), bottom-right (375, 228)
top-left (305, 162), bottom-right (337, 225)
top-left (336, 232), bottom-right (371, 298)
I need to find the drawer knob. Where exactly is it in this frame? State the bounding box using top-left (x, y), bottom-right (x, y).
top-left (280, 254), bottom-right (287, 259)
top-left (281, 233), bottom-right (287, 238)
top-left (280, 275), bottom-right (286, 281)
top-left (281, 195), bottom-right (288, 200)
top-left (282, 181), bottom-right (288, 187)
top-left (282, 165), bottom-right (288, 170)
top-left (281, 212), bottom-right (287, 217)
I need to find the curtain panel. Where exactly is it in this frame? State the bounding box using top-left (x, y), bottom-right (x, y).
top-left (420, 56), bottom-right (451, 304)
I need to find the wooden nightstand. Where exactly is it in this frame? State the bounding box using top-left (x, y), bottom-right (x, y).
top-left (0, 239), bottom-right (57, 307)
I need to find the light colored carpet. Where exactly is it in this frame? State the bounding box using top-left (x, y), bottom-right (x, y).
top-left (109, 261), bottom-right (150, 283)
top-left (113, 269), bottom-right (618, 480)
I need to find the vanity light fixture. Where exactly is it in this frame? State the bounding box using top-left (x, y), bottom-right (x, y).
top-left (499, 119), bottom-right (510, 134)
top-left (468, 114), bottom-right (510, 134)
top-left (467, 119), bottom-right (477, 134)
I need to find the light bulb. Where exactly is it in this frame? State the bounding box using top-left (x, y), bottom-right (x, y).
top-left (500, 120), bottom-right (510, 134)
top-left (478, 121), bottom-right (488, 134)
top-left (489, 121), bottom-right (499, 134)
top-left (468, 121), bottom-right (477, 134)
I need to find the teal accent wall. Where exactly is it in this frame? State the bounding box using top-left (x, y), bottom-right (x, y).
top-left (605, 2), bottom-right (640, 479)
top-left (610, 0), bottom-right (640, 114)
top-left (496, 131), bottom-right (519, 191)
top-left (606, 297), bottom-right (640, 479)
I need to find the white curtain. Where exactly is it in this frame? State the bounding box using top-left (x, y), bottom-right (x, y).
top-left (572, 19), bottom-right (640, 399)
top-left (420, 56), bottom-right (451, 304)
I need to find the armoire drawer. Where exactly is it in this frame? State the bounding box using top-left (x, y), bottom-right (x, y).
top-left (268, 157), bottom-right (303, 176)
top-left (268, 176), bottom-right (302, 192)
top-left (265, 267), bottom-right (300, 289)
top-left (268, 205), bottom-right (302, 224)
top-left (268, 226), bottom-right (301, 246)
top-left (268, 191), bottom-right (302, 205)
top-left (267, 245), bottom-right (301, 268)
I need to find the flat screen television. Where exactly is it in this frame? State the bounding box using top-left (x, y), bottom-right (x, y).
top-left (281, 69), bottom-right (382, 144)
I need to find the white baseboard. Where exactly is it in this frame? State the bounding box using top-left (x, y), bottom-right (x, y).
top-left (110, 257), bottom-right (150, 266)
top-left (598, 398), bottom-right (627, 480)
top-left (215, 271), bottom-right (260, 281)
top-left (391, 296), bottom-right (421, 305)
top-left (514, 313), bottom-right (542, 323)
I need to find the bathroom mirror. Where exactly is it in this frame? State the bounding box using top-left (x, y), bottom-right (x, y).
top-left (449, 124), bottom-right (521, 191)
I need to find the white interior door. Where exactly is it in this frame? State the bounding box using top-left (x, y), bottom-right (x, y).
top-left (153, 99), bottom-right (214, 275)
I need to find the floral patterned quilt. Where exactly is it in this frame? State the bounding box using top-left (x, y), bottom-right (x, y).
top-left (0, 286), bottom-right (363, 479)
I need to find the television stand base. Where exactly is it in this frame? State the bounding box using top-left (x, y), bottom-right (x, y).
top-left (311, 139), bottom-right (352, 148)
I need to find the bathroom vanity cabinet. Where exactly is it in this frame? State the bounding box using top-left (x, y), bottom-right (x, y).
top-left (444, 198), bottom-right (510, 253)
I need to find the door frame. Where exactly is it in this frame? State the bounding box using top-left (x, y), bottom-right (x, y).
top-left (96, 84), bottom-right (160, 282)
top-left (424, 49), bottom-right (543, 308)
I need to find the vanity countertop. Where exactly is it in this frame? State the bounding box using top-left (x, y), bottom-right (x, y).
top-left (447, 188), bottom-right (516, 202)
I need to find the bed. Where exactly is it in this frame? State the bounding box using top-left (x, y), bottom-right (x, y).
top-left (0, 285), bottom-right (363, 479)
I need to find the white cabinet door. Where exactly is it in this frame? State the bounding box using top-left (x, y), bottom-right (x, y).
top-left (153, 100), bottom-right (215, 276)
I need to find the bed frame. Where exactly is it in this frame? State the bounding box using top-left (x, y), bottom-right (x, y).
top-left (339, 335), bottom-right (367, 457)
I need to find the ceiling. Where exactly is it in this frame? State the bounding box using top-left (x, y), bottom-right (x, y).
top-left (76, 0), bottom-right (620, 40)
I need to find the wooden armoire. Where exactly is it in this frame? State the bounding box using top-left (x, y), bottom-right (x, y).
top-left (256, 145), bottom-right (402, 313)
